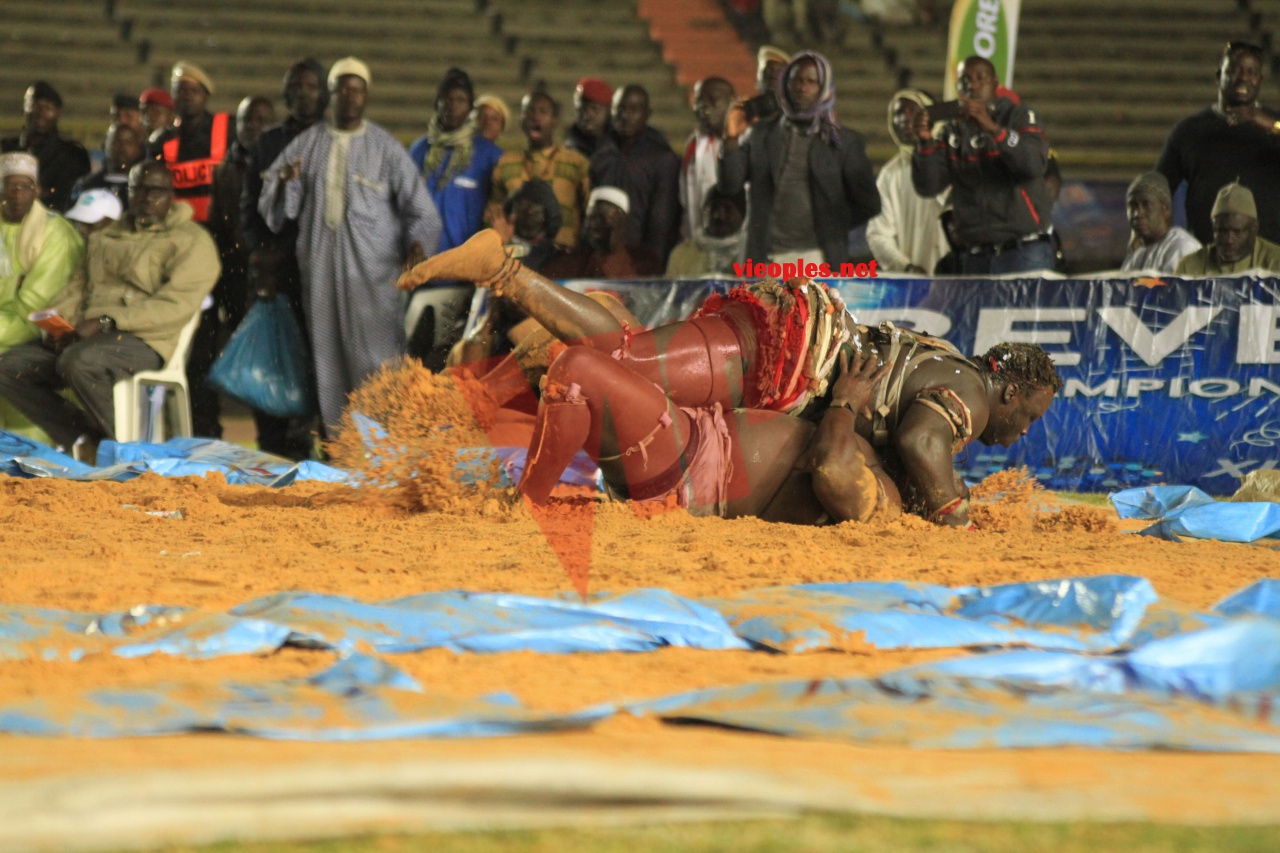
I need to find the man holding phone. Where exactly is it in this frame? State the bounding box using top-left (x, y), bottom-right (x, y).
top-left (911, 56), bottom-right (1054, 275)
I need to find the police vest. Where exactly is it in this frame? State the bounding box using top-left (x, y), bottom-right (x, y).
top-left (162, 112), bottom-right (229, 222)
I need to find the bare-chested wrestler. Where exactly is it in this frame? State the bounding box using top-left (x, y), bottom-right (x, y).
top-left (399, 230), bottom-right (1061, 528)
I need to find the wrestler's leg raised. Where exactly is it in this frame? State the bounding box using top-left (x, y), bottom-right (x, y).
top-left (401, 230), bottom-right (752, 410)
top-left (519, 346), bottom-right (696, 504)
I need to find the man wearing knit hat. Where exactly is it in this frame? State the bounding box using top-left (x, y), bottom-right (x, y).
top-left (473, 94), bottom-right (509, 143)
top-left (1121, 172), bottom-right (1201, 273)
top-left (566, 77), bottom-right (612, 159)
top-left (406, 67), bottom-right (503, 368)
top-left (259, 56), bottom-right (441, 433)
top-left (146, 61), bottom-right (236, 438)
top-left (1176, 180), bottom-right (1280, 274)
top-left (1, 82), bottom-right (90, 214)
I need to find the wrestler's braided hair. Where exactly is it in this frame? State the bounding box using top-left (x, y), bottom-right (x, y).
top-left (978, 343), bottom-right (1063, 393)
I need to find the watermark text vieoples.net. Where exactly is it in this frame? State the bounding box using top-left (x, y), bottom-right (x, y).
top-left (731, 258), bottom-right (880, 279)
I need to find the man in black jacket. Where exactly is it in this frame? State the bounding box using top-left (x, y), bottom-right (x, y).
top-left (911, 56), bottom-right (1053, 275)
top-left (236, 58), bottom-right (329, 460)
top-left (589, 85), bottom-right (682, 267)
top-left (717, 51), bottom-right (879, 269)
top-left (1, 81), bottom-right (90, 213)
top-left (1156, 41), bottom-right (1280, 246)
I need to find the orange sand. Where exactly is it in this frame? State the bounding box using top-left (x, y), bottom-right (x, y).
top-left (3, 368), bottom-right (1280, 824)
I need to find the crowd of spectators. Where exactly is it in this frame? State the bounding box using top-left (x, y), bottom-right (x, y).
top-left (0, 34), bottom-right (1275, 461)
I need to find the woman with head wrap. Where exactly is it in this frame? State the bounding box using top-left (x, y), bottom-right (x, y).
top-left (717, 50), bottom-right (880, 269)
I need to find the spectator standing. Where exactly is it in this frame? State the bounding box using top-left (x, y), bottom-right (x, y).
top-left (147, 62), bottom-right (237, 437)
top-left (0, 162), bottom-right (219, 461)
top-left (1176, 181), bottom-right (1280, 275)
top-left (259, 57), bottom-right (441, 433)
top-left (0, 153), bottom-right (86, 441)
top-left (209, 96), bottom-right (275, 335)
top-left (240, 58), bottom-right (329, 460)
top-left (1120, 172), bottom-right (1201, 273)
top-left (681, 77), bottom-right (735, 240)
top-left (140, 88), bottom-right (175, 143)
top-left (71, 122), bottom-right (145, 207)
top-left (565, 77), bottom-right (612, 159)
top-left (754, 45), bottom-right (789, 121)
top-left (541, 187), bottom-right (661, 278)
top-left (719, 51), bottom-right (880, 268)
top-left (911, 56), bottom-right (1053, 275)
top-left (866, 88), bottom-right (948, 275)
top-left (406, 68), bottom-right (504, 368)
top-left (473, 94), bottom-right (510, 143)
top-left (589, 85), bottom-right (682, 265)
top-left (489, 91), bottom-right (590, 250)
top-left (1157, 42), bottom-right (1280, 245)
top-left (110, 94), bottom-right (142, 133)
top-left (1, 82), bottom-right (91, 214)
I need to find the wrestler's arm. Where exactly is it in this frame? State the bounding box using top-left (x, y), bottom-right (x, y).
top-left (803, 353), bottom-right (890, 522)
top-left (893, 406), bottom-right (971, 526)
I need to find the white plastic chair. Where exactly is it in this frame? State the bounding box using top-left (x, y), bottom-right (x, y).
top-left (112, 308), bottom-right (202, 443)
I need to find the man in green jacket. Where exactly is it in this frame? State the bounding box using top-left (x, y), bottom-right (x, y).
top-left (0, 152), bottom-right (85, 441)
top-left (0, 161), bottom-right (219, 458)
top-left (1176, 180), bottom-right (1280, 275)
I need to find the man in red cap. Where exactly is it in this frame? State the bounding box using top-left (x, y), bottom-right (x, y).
top-left (566, 77), bottom-right (612, 160)
top-left (139, 88), bottom-right (175, 143)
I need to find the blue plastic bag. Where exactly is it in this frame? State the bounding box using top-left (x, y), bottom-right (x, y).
top-left (208, 295), bottom-right (313, 418)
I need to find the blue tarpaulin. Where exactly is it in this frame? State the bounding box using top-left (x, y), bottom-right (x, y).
top-left (3, 576), bottom-right (1280, 749)
top-left (1110, 486), bottom-right (1280, 542)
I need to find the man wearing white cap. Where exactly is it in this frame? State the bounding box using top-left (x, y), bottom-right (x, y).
top-left (0, 151), bottom-right (85, 441)
top-left (1176, 179), bottom-right (1280, 274)
top-left (541, 186), bottom-right (661, 279)
top-left (260, 57), bottom-right (441, 432)
top-left (64, 188), bottom-right (123, 238)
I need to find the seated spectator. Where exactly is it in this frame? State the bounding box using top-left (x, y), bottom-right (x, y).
top-left (64, 189), bottom-right (123, 239)
top-left (1121, 172), bottom-right (1201, 273)
top-left (866, 88), bottom-right (948, 274)
top-left (0, 153), bottom-right (86, 441)
top-left (1176, 181), bottom-right (1280, 275)
top-left (474, 94), bottom-right (510, 143)
top-left (720, 50), bottom-right (880, 268)
top-left (0, 162), bottom-right (219, 461)
top-left (504, 178), bottom-right (564, 272)
top-left (452, 179), bottom-right (564, 366)
top-left (489, 91), bottom-right (590, 249)
top-left (541, 187), bottom-right (661, 279)
top-left (566, 78), bottom-right (612, 159)
top-left (71, 122), bottom-right (145, 207)
top-left (665, 187), bottom-right (747, 276)
top-left (590, 85), bottom-right (681, 265)
top-left (1, 82), bottom-right (91, 213)
top-left (140, 88), bottom-right (175, 143)
top-left (912, 56), bottom-right (1053, 275)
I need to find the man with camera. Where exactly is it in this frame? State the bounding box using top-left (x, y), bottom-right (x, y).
top-left (911, 56), bottom-right (1054, 275)
top-left (718, 50), bottom-right (879, 269)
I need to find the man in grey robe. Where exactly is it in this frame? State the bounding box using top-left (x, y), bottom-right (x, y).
top-left (261, 56), bottom-right (440, 431)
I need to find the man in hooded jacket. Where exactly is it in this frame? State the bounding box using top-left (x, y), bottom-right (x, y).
top-left (717, 51), bottom-right (879, 268)
top-left (865, 89), bottom-right (948, 274)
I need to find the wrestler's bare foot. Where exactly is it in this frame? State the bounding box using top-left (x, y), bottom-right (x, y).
top-left (396, 229), bottom-right (506, 290)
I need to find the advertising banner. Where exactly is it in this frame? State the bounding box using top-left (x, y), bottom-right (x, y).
top-left (559, 275), bottom-right (1280, 495)
top-left (944, 0), bottom-right (1023, 99)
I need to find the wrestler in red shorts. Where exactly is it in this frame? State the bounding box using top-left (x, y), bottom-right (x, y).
top-left (400, 230), bottom-right (1062, 528)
